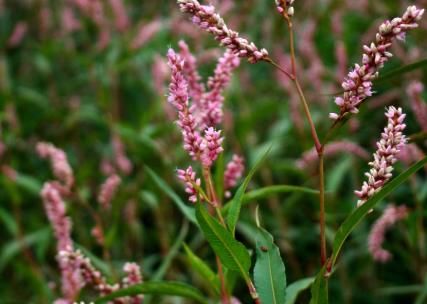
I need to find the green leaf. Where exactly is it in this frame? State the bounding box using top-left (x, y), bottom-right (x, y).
top-left (183, 243), bottom-right (220, 295)
top-left (310, 156), bottom-right (427, 304)
top-left (14, 173), bottom-right (42, 195)
top-left (195, 204), bottom-right (251, 282)
top-left (94, 281), bottom-right (208, 304)
top-left (145, 166), bottom-right (197, 225)
top-left (309, 268), bottom-right (328, 304)
top-left (151, 221), bottom-right (188, 281)
top-left (226, 146), bottom-right (271, 235)
top-left (223, 185), bottom-right (319, 214)
top-left (331, 156), bottom-right (427, 266)
top-left (0, 228), bottom-right (50, 272)
top-left (375, 58), bottom-right (427, 84)
top-left (254, 227), bottom-right (286, 304)
top-left (285, 277), bottom-right (315, 304)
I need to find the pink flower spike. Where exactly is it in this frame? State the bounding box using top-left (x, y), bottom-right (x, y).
top-left (122, 262), bottom-right (144, 303)
top-left (40, 183), bottom-right (81, 301)
top-left (178, 40), bottom-right (206, 104)
top-left (330, 6), bottom-right (424, 120)
top-left (167, 48), bottom-right (204, 160)
top-left (201, 49), bottom-right (240, 128)
top-left (37, 142), bottom-right (74, 191)
top-left (406, 81), bottom-right (427, 132)
top-left (97, 174), bottom-right (121, 209)
top-left (368, 204), bottom-right (408, 263)
top-left (355, 107), bottom-right (407, 207)
top-left (201, 127), bottom-right (224, 167)
top-left (224, 154), bottom-right (245, 198)
top-left (177, 0), bottom-right (269, 63)
top-left (177, 166), bottom-right (201, 203)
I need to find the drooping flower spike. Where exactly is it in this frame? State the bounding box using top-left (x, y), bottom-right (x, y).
top-left (177, 0), bottom-right (269, 63)
top-left (330, 6), bottom-right (424, 120)
top-left (355, 106), bottom-right (407, 207)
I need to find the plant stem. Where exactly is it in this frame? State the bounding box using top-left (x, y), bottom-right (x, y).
top-left (318, 151), bottom-right (327, 265)
top-left (216, 256), bottom-right (230, 304)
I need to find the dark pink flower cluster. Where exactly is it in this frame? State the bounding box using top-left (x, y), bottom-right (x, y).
top-left (177, 166), bottom-right (201, 203)
top-left (98, 174), bottom-right (121, 209)
top-left (355, 107), bottom-right (407, 207)
top-left (177, 0), bottom-right (268, 63)
top-left (224, 154), bottom-right (245, 198)
top-left (368, 204), bottom-right (408, 263)
top-left (330, 6), bottom-right (424, 120)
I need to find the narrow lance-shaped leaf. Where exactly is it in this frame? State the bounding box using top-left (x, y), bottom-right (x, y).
top-left (95, 281), bottom-right (208, 304)
top-left (285, 277), bottom-right (315, 304)
top-left (254, 227), bottom-right (286, 304)
top-left (183, 243), bottom-right (220, 295)
top-left (226, 146), bottom-right (272, 235)
top-left (195, 203), bottom-right (251, 282)
top-left (145, 166), bottom-right (197, 225)
top-left (222, 185), bottom-right (319, 214)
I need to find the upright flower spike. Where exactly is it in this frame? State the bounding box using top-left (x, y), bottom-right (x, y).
top-left (224, 154), bottom-right (245, 198)
top-left (368, 204), bottom-right (408, 263)
top-left (201, 49), bottom-right (240, 128)
top-left (178, 40), bottom-right (205, 104)
top-left (330, 6), bottom-right (424, 120)
top-left (177, 0), bottom-right (269, 63)
top-left (201, 127), bottom-right (224, 167)
top-left (41, 183), bottom-right (81, 302)
top-left (97, 174), bottom-right (121, 209)
top-left (177, 166), bottom-right (201, 203)
top-left (406, 81), bottom-right (427, 132)
top-left (37, 142), bottom-right (74, 191)
top-left (167, 48), bottom-right (204, 160)
top-left (355, 107), bottom-right (407, 207)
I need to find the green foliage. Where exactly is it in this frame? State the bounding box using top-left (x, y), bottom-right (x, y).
top-left (95, 281), bottom-right (208, 304)
top-left (254, 227), bottom-right (287, 304)
top-left (195, 204), bottom-right (251, 282)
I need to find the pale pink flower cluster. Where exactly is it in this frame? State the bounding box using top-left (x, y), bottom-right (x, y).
top-left (355, 107), bottom-right (407, 207)
top-left (406, 81), bottom-right (427, 132)
top-left (59, 250), bottom-right (144, 303)
top-left (177, 0), bottom-right (269, 63)
top-left (177, 166), bottom-right (201, 203)
top-left (37, 142), bottom-right (74, 193)
top-left (122, 262), bottom-right (144, 303)
top-left (130, 20), bottom-right (163, 50)
top-left (7, 22), bottom-right (28, 47)
top-left (109, 0), bottom-right (129, 32)
top-left (201, 49), bottom-right (240, 127)
top-left (41, 183), bottom-right (81, 302)
top-left (178, 40), bottom-right (206, 104)
top-left (168, 48), bottom-right (204, 159)
top-left (98, 174), bottom-right (121, 209)
top-left (58, 249), bottom-right (119, 297)
top-left (201, 127), bottom-right (224, 167)
top-left (297, 141), bottom-right (370, 169)
top-left (368, 204), bottom-right (408, 263)
top-left (167, 48), bottom-right (224, 166)
top-left (330, 6), bottom-right (424, 120)
top-left (112, 135), bottom-right (133, 175)
top-left (275, 0), bottom-right (295, 17)
top-left (224, 154), bottom-right (245, 198)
